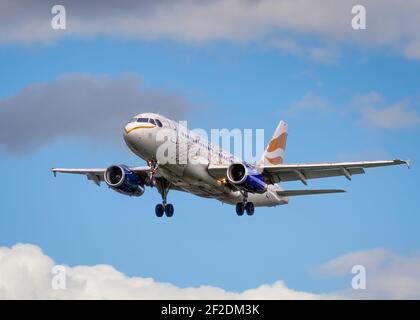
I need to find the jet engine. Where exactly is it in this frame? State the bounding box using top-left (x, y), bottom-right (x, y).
top-left (104, 165), bottom-right (145, 196)
top-left (227, 163), bottom-right (267, 193)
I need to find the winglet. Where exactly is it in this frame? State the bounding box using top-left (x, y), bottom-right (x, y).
top-left (394, 159), bottom-right (411, 169)
top-left (52, 168), bottom-right (57, 177)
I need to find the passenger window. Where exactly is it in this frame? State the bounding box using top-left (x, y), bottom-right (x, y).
top-left (155, 119), bottom-right (163, 127)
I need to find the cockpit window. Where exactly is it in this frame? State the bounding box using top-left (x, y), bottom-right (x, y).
top-left (133, 117), bottom-right (160, 126)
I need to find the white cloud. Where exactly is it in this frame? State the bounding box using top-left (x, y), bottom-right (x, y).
top-left (2, 1), bottom-right (420, 61)
top-left (318, 248), bottom-right (395, 276)
top-left (0, 244), bottom-right (321, 300)
top-left (319, 248), bottom-right (420, 299)
top-left (1, 243), bottom-right (420, 299)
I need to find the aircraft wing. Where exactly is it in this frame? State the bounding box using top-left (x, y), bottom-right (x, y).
top-left (52, 166), bottom-right (151, 186)
top-left (277, 189), bottom-right (345, 197)
top-left (208, 159), bottom-right (409, 185)
top-left (260, 159), bottom-right (409, 185)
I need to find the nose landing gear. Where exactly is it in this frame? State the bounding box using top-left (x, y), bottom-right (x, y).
top-left (145, 161), bottom-right (158, 187)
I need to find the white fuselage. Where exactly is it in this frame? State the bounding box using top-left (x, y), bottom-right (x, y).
top-left (123, 113), bottom-right (288, 207)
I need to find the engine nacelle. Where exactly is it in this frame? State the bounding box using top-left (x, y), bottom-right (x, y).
top-left (227, 163), bottom-right (267, 193)
top-left (104, 165), bottom-right (145, 197)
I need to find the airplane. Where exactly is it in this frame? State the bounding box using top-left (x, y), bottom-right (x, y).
top-left (52, 113), bottom-right (409, 217)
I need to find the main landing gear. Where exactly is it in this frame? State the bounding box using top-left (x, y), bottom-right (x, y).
top-left (155, 178), bottom-right (175, 218)
top-left (235, 192), bottom-right (255, 216)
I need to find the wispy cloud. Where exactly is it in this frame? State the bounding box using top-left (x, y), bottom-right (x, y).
top-left (270, 38), bottom-right (340, 65)
top-left (0, 74), bottom-right (190, 154)
top-left (352, 92), bottom-right (420, 129)
top-left (361, 103), bottom-right (420, 129)
top-left (1, 1), bottom-right (420, 61)
top-left (286, 92), bottom-right (329, 115)
top-left (404, 41), bottom-right (420, 60)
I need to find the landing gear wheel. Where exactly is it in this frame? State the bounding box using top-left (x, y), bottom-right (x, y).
top-left (165, 204), bottom-right (174, 217)
top-left (155, 204), bottom-right (164, 217)
top-left (236, 203), bottom-right (245, 216)
top-left (245, 202), bottom-right (255, 216)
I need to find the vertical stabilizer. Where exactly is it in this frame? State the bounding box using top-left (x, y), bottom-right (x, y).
top-left (259, 121), bottom-right (288, 166)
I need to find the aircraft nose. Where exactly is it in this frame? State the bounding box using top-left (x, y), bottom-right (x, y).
top-left (124, 123), bottom-right (137, 136)
top-left (123, 123), bottom-right (137, 142)
top-left (123, 123), bottom-right (138, 147)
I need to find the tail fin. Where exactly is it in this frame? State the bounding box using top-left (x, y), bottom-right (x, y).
top-left (259, 121), bottom-right (288, 166)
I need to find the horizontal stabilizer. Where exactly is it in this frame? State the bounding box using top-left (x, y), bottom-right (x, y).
top-left (277, 189), bottom-right (346, 197)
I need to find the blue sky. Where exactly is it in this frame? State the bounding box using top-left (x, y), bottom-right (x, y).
top-left (0, 1), bottom-right (419, 299)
